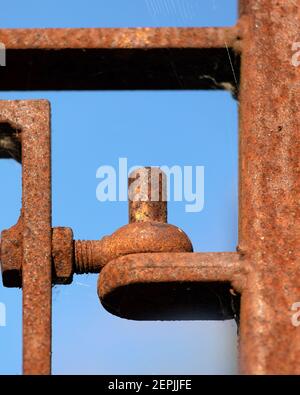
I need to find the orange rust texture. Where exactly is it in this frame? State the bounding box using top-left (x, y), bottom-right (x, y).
top-left (0, 27), bottom-right (240, 50)
top-left (1, 222), bottom-right (193, 285)
top-left (0, 26), bottom-right (241, 91)
top-left (238, 0), bottom-right (300, 374)
top-left (98, 252), bottom-right (242, 321)
top-left (0, 100), bottom-right (52, 375)
top-left (0, 0), bottom-right (299, 376)
top-left (52, 227), bottom-right (74, 284)
top-left (75, 222), bottom-right (193, 274)
top-left (74, 167), bottom-right (192, 273)
top-left (99, 252), bottom-right (243, 302)
top-left (1, 217), bottom-right (23, 288)
top-left (129, 167), bottom-right (167, 224)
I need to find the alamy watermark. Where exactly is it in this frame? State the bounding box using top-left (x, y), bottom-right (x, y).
top-left (0, 302), bottom-right (6, 327)
top-left (0, 42), bottom-right (6, 67)
top-left (96, 158), bottom-right (204, 213)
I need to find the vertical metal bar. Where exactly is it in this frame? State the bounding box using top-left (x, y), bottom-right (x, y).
top-left (128, 167), bottom-right (167, 224)
top-left (239, 0), bottom-right (300, 374)
top-left (22, 100), bottom-right (52, 374)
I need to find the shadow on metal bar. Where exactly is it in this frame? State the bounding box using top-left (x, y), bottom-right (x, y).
top-left (101, 281), bottom-right (237, 321)
top-left (0, 48), bottom-right (239, 91)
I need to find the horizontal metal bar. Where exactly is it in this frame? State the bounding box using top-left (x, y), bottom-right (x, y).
top-left (99, 252), bottom-right (244, 320)
top-left (0, 27), bottom-right (240, 50)
top-left (0, 27), bottom-right (240, 90)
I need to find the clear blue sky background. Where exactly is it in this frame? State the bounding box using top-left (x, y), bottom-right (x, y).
top-left (0, 0), bottom-right (238, 374)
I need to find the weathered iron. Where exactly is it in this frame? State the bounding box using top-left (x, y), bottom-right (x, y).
top-left (0, 100), bottom-right (52, 375)
top-left (0, 0), bottom-right (299, 376)
top-left (1, 167), bottom-right (193, 286)
top-left (99, 252), bottom-right (243, 321)
top-left (0, 26), bottom-right (241, 91)
top-left (238, 0), bottom-right (300, 374)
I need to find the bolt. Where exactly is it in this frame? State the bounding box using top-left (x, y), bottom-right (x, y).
top-left (75, 167), bottom-right (192, 274)
top-left (75, 167), bottom-right (169, 274)
top-left (128, 167), bottom-right (167, 224)
top-left (74, 240), bottom-right (101, 274)
top-left (1, 168), bottom-right (193, 287)
top-left (52, 227), bottom-right (74, 284)
top-left (1, 223), bottom-right (74, 287)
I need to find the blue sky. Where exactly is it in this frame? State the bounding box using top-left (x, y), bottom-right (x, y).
top-left (0, 0), bottom-right (239, 374)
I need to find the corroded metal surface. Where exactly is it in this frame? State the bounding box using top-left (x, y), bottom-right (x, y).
top-left (238, 0), bottom-right (300, 374)
top-left (21, 101), bottom-right (52, 375)
top-left (0, 26), bottom-right (241, 91)
top-left (0, 100), bottom-right (52, 375)
top-left (97, 168), bottom-right (239, 321)
top-left (52, 227), bottom-right (74, 285)
top-left (129, 168), bottom-right (167, 224)
top-left (1, 224), bottom-right (75, 286)
top-left (75, 167), bottom-right (192, 273)
top-left (0, 0), bottom-right (299, 376)
top-left (75, 222), bottom-right (193, 274)
top-left (0, 216), bottom-right (23, 288)
top-left (99, 252), bottom-right (243, 294)
top-left (1, 166), bottom-right (192, 286)
top-left (1, 223), bottom-right (192, 284)
top-left (98, 252), bottom-right (243, 320)
top-left (0, 27), bottom-right (240, 49)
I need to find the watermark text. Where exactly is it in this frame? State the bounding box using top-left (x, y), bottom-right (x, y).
top-left (96, 158), bottom-right (204, 213)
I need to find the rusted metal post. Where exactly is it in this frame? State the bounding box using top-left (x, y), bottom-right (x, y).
top-left (128, 167), bottom-right (167, 224)
top-left (22, 101), bottom-right (52, 375)
top-left (0, 101), bottom-right (52, 374)
top-left (238, 0), bottom-right (300, 374)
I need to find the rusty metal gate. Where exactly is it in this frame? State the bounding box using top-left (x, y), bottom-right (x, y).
top-left (0, 0), bottom-right (299, 375)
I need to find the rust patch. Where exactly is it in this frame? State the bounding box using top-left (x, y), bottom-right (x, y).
top-left (98, 252), bottom-right (243, 320)
top-left (0, 0), bottom-right (299, 376)
top-left (129, 167), bottom-right (167, 224)
top-left (0, 26), bottom-right (241, 91)
top-left (52, 227), bottom-right (74, 285)
top-left (75, 167), bottom-right (193, 273)
top-left (0, 100), bottom-right (52, 375)
top-left (238, 0), bottom-right (300, 374)
top-left (75, 222), bottom-right (193, 274)
top-left (1, 216), bottom-right (23, 288)
top-left (0, 27), bottom-right (241, 50)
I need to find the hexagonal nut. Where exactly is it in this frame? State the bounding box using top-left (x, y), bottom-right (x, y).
top-left (0, 220), bottom-right (23, 288)
top-left (52, 227), bottom-right (74, 285)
